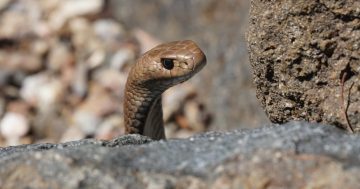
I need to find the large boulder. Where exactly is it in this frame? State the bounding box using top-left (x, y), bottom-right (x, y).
top-left (247, 0), bottom-right (360, 131)
top-left (1, 122), bottom-right (360, 188)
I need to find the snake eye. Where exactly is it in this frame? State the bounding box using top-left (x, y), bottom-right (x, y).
top-left (161, 58), bottom-right (174, 70)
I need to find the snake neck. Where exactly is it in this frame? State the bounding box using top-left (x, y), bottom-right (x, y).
top-left (124, 81), bottom-right (166, 140)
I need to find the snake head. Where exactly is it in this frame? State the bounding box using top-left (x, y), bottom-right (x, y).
top-left (130, 40), bottom-right (206, 90)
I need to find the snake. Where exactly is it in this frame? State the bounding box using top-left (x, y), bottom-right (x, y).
top-left (124, 40), bottom-right (206, 140)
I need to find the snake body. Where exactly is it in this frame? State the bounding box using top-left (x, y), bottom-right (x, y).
top-left (124, 40), bottom-right (206, 140)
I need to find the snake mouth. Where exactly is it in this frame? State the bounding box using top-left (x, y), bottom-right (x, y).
top-left (192, 53), bottom-right (207, 74)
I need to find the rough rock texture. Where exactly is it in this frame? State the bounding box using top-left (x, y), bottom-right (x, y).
top-left (1, 122), bottom-right (360, 188)
top-left (247, 0), bottom-right (360, 130)
top-left (110, 0), bottom-right (269, 130)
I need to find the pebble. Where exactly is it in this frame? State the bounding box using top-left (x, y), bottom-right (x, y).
top-left (0, 98), bottom-right (4, 116)
top-left (20, 73), bottom-right (64, 112)
top-left (49, 0), bottom-right (103, 30)
top-left (93, 68), bottom-right (127, 95)
top-left (73, 84), bottom-right (118, 135)
top-left (133, 29), bottom-right (161, 53)
top-left (0, 10), bottom-right (29, 38)
top-left (60, 126), bottom-right (86, 143)
top-left (163, 84), bottom-right (195, 121)
top-left (71, 62), bottom-right (88, 98)
top-left (184, 101), bottom-right (205, 132)
top-left (73, 110), bottom-right (101, 135)
top-left (0, 52), bottom-right (42, 73)
top-left (110, 48), bottom-right (136, 70)
top-left (32, 39), bottom-right (49, 56)
top-left (93, 19), bottom-right (125, 42)
top-left (69, 17), bottom-right (92, 49)
top-left (95, 115), bottom-right (124, 140)
top-left (0, 0), bottom-right (10, 10)
top-left (0, 112), bottom-right (29, 145)
top-left (47, 43), bottom-right (73, 71)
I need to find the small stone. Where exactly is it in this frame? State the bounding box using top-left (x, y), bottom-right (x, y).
top-left (69, 17), bottom-right (92, 48)
top-left (0, 0), bottom-right (10, 10)
top-left (33, 21), bottom-right (52, 38)
top-left (73, 110), bottom-right (101, 135)
top-left (184, 101), bottom-right (205, 132)
top-left (87, 50), bottom-right (106, 69)
top-left (0, 98), bottom-right (4, 116)
top-left (60, 126), bottom-right (86, 143)
top-left (163, 84), bottom-right (195, 121)
top-left (0, 112), bottom-right (29, 145)
top-left (0, 52), bottom-right (42, 73)
top-left (173, 129), bottom-right (195, 139)
top-left (47, 43), bottom-right (73, 71)
top-left (0, 11), bottom-right (29, 38)
top-left (49, 0), bottom-right (103, 30)
top-left (95, 115), bottom-right (124, 140)
top-left (20, 73), bottom-right (64, 112)
top-left (32, 39), bottom-right (49, 56)
top-left (7, 100), bottom-right (30, 115)
top-left (175, 115), bottom-right (190, 129)
top-left (110, 48), bottom-right (136, 70)
top-left (93, 19), bottom-right (125, 42)
top-left (71, 62), bottom-right (88, 98)
top-left (93, 68), bottom-right (127, 95)
top-left (133, 29), bottom-right (161, 53)
top-left (73, 84), bottom-right (118, 135)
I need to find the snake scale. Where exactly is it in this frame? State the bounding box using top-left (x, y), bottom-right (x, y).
top-left (124, 40), bottom-right (206, 140)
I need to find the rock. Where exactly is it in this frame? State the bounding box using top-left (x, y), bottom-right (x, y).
top-left (248, 0), bottom-right (360, 129)
top-left (183, 100), bottom-right (206, 132)
top-left (0, 51), bottom-right (42, 73)
top-left (132, 29), bottom-right (161, 53)
top-left (0, 122), bottom-right (360, 188)
top-left (162, 84), bottom-right (211, 136)
top-left (72, 110), bottom-right (101, 136)
top-left (60, 126), bottom-right (86, 143)
top-left (31, 39), bottom-right (49, 56)
top-left (110, 47), bottom-right (136, 70)
top-left (47, 42), bottom-right (73, 71)
top-left (71, 62), bottom-right (88, 98)
top-left (68, 17), bottom-right (92, 49)
top-left (0, 98), bottom-right (4, 116)
top-left (162, 84), bottom-right (195, 121)
top-left (31, 110), bottom-right (68, 142)
top-left (0, 112), bottom-right (29, 145)
top-left (93, 68), bottom-right (127, 95)
top-left (20, 73), bottom-right (64, 112)
top-left (87, 50), bottom-right (106, 69)
top-left (247, 0), bottom-right (360, 130)
top-left (0, 6), bottom-right (30, 38)
top-left (49, 0), bottom-right (103, 30)
top-left (95, 115), bottom-right (124, 140)
top-left (6, 100), bottom-right (30, 115)
top-left (73, 84), bottom-right (118, 135)
top-left (93, 19), bottom-right (126, 44)
top-left (0, 0), bottom-right (10, 10)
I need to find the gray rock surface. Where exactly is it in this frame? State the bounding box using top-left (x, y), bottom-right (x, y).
top-left (247, 0), bottom-right (360, 130)
top-left (110, 0), bottom-right (269, 130)
top-left (1, 122), bottom-right (360, 188)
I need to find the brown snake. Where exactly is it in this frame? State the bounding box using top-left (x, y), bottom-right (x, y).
top-left (124, 40), bottom-right (206, 140)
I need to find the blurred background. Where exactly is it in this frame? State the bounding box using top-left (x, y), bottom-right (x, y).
top-left (0, 0), bottom-right (269, 146)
